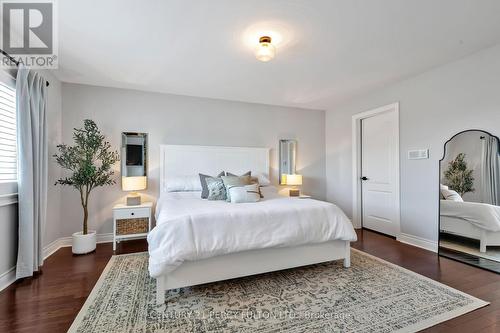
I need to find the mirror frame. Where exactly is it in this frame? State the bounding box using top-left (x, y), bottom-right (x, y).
top-left (438, 128), bottom-right (500, 273)
top-left (121, 132), bottom-right (148, 178)
top-left (279, 139), bottom-right (297, 185)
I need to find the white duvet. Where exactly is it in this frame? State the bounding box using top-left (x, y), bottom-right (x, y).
top-left (147, 188), bottom-right (357, 278)
top-left (441, 199), bottom-right (500, 231)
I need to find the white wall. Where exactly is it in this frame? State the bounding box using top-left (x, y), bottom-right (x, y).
top-left (326, 44), bottom-right (500, 243)
top-left (60, 84), bottom-right (326, 236)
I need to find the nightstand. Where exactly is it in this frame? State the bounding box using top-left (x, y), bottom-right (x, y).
top-left (112, 202), bottom-right (153, 251)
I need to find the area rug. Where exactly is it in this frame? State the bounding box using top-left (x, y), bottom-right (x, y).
top-left (68, 249), bottom-right (488, 333)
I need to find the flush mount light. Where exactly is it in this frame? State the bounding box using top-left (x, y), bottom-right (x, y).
top-left (255, 36), bottom-right (275, 62)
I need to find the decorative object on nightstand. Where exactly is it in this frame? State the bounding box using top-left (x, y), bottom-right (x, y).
top-left (284, 174), bottom-right (303, 197)
top-left (122, 176), bottom-right (147, 205)
top-left (113, 201), bottom-right (153, 251)
top-left (54, 119), bottom-right (119, 255)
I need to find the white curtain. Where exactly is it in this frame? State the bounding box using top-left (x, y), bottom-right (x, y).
top-left (481, 136), bottom-right (500, 206)
top-left (15, 66), bottom-right (48, 279)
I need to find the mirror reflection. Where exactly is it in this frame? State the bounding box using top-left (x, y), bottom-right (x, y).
top-left (279, 139), bottom-right (297, 185)
top-left (121, 132), bottom-right (148, 177)
top-left (439, 130), bottom-right (500, 272)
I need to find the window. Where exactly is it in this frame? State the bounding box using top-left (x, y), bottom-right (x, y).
top-left (0, 81), bottom-right (16, 183)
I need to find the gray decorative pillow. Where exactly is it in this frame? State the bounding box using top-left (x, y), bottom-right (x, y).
top-left (206, 177), bottom-right (227, 200)
top-left (221, 175), bottom-right (252, 202)
top-left (226, 171), bottom-right (251, 177)
top-left (199, 171), bottom-right (225, 199)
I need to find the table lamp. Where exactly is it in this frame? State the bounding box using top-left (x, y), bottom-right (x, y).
top-left (122, 176), bottom-right (147, 206)
top-left (285, 174), bottom-right (302, 197)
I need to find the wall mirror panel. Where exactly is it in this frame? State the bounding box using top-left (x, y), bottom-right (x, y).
top-left (439, 130), bottom-right (500, 273)
top-left (121, 132), bottom-right (148, 177)
top-left (279, 139), bottom-right (297, 184)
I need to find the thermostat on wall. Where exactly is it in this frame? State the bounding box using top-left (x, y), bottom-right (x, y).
top-left (408, 149), bottom-right (429, 160)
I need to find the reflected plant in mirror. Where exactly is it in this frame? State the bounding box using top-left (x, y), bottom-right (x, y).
top-left (443, 153), bottom-right (475, 197)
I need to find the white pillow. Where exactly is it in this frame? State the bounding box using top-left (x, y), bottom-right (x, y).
top-left (260, 185), bottom-right (278, 198)
top-left (228, 183), bottom-right (261, 203)
top-left (166, 176), bottom-right (202, 192)
top-left (253, 173), bottom-right (271, 186)
top-left (441, 188), bottom-right (464, 202)
top-left (440, 184), bottom-right (448, 199)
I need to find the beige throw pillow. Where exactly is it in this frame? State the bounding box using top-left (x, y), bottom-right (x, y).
top-left (221, 175), bottom-right (252, 202)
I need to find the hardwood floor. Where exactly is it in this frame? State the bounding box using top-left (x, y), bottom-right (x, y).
top-left (1, 229), bottom-right (500, 332)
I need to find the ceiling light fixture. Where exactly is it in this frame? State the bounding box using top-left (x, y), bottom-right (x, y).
top-left (255, 36), bottom-right (275, 62)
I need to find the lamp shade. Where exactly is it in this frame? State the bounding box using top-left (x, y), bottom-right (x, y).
top-left (285, 174), bottom-right (302, 186)
top-left (122, 176), bottom-right (147, 191)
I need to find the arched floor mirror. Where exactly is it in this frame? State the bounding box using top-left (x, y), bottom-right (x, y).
top-left (439, 129), bottom-right (500, 273)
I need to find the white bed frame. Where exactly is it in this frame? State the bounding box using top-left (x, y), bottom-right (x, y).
top-left (440, 216), bottom-right (500, 253)
top-left (155, 144), bottom-right (351, 305)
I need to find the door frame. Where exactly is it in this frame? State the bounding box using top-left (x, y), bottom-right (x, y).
top-left (351, 102), bottom-right (401, 234)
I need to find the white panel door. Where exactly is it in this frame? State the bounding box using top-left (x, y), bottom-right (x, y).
top-left (361, 110), bottom-right (399, 236)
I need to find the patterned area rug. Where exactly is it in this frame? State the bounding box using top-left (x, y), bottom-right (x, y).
top-left (68, 249), bottom-right (487, 333)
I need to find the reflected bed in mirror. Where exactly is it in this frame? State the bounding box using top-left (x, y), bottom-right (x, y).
top-left (439, 129), bottom-right (500, 273)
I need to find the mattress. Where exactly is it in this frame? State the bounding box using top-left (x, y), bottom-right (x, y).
top-left (147, 187), bottom-right (357, 277)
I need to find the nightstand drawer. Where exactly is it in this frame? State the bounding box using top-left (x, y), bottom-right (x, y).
top-left (116, 218), bottom-right (148, 235)
top-left (114, 207), bottom-right (150, 220)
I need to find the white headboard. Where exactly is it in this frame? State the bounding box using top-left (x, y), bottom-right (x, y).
top-left (160, 145), bottom-right (270, 194)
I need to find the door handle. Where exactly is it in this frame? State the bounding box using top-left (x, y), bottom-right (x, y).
top-left (360, 176), bottom-right (369, 181)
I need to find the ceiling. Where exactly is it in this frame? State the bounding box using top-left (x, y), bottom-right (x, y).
top-left (55, 0), bottom-right (500, 110)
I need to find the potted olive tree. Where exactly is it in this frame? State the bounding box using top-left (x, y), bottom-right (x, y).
top-left (54, 120), bottom-right (119, 254)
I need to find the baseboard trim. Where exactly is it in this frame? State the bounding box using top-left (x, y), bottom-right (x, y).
top-left (96, 233), bottom-right (114, 244)
top-left (43, 233), bottom-right (114, 259)
top-left (0, 266), bottom-right (16, 292)
top-left (397, 233), bottom-right (438, 253)
top-left (43, 237), bottom-right (64, 260)
top-left (1, 233), bottom-right (115, 292)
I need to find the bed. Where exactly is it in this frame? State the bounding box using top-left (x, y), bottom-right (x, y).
top-left (440, 199), bottom-right (500, 252)
top-left (149, 145), bottom-right (357, 305)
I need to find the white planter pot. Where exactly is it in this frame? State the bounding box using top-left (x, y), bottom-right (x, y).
top-left (72, 230), bottom-right (97, 254)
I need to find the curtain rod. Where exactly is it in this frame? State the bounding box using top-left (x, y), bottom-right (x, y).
top-left (0, 49), bottom-right (50, 87)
